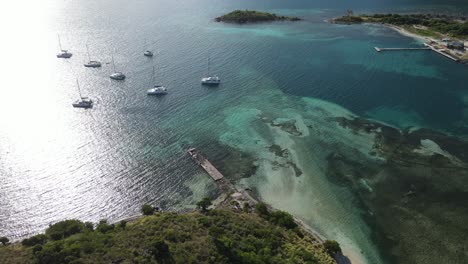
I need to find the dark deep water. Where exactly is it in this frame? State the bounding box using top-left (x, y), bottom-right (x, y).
top-left (1, 0), bottom-right (468, 263)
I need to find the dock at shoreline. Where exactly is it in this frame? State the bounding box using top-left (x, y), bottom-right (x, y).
top-left (374, 44), bottom-right (460, 62)
top-left (187, 148), bottom-right (224, 181)
top-left (186, 147), bottom-right (326, 243)
top-left (374, 47), bottom-right (430, 52)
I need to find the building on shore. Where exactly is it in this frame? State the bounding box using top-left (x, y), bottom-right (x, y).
top-left (447, 41), bottom-right (465, 50)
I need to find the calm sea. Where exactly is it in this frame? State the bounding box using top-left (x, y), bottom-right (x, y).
top-left (1, 0), bottom-right (467, 263)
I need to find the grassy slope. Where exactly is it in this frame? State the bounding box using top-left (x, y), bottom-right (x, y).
top-left (335, 14), bottom-right (468, 39)
top-left (0, 210), bottom-right (336, 264)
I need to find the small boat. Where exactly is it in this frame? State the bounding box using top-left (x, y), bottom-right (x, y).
top-left (84, 44), bottom-right (102, 68)
top-left (72, 80), bottom-right (93, 108)
top-left (147, 85), bottom-right (168, 95)
top-left (73, 97), bottom-right (93, 108)
top-left (144, 50), bottom-right (154, 57)
top-left (84, 61), bottom-right (102, 68)
top-left (110, 72), bottom-right (126, 80)
top-left (201, 76), bottom-right (221, 85)
top-left (56, 35), bottom-right (72, 58)
top-left (201, 58), bottom-right (220, 85)
top-left (110, 54), bottom-right (126, 80)
top-left (147, 66), bottom-right (167, 95)
top-left (143, 38), bottom-right (154, 57)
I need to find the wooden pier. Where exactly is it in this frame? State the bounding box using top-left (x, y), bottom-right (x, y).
top-left (374, 47), bottom-right (431, 52)
top-left (423, 43), bottom-right (460, 62)
top-left (186, 147), bottom-right (326, 243)
top-left (374, 45), bottom-right (460, 62)
top-left (187, 148), bottom-right (224, 181)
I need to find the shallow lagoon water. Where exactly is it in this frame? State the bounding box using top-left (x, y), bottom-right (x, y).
top-left (1, 0), bottom-right (468, 263)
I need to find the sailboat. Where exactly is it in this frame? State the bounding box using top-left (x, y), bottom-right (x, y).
top-left (84, 43), bottom-right (102, 68)
top-left (56, 34), bottom-right (73, 58)
top-left (143, 38), bottom-right (154, 57)
top-left (147, 66), bottom-right (167, 95)
top-left (72, 80), bottom-right (93, 108)
top-left (201, 58), bottom-right (220, 85)
top-left (109, 54), bottom-right (126, 80)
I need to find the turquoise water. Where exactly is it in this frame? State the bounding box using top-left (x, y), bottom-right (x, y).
top-left (1, 0), bottom-right (468, 263)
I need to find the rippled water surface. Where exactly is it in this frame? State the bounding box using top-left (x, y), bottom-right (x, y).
top-left (1, 0), bottom-right (468, 263)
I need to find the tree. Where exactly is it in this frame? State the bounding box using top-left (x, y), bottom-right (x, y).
top-left (45, 220), bottom-right (85, 241)
top-left (323, 240), bottom-right (342, 256)
top-left (242, 202), bottom-right (250, 213)
top-left (196, 198), bottom-right (212, 212)
top-left (254, 203), bottom-right (269, 218)
top-left (96, 219), bottom-right (114, 233)
top-left (142, 204), bottom-right (155, 215)
top-left (149, 239), bottom-right (172, 263)
top-left (0, 236), bottom-right (9, 245)
top-left (269, 211), bottom-right (297, 229)
top-left (119, 220), bottom-right (127, 229)
top-left (84, 222), bottom-right (94, 232)
top-left (22, 234), bottom-right (47, 247)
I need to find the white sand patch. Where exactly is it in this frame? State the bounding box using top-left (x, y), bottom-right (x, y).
top-left (217, 71), bottom-right (384, 264)
top-left (414, 139), bottom-right (448, 156)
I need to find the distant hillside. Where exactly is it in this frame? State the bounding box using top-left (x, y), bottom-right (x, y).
top-left (0, 207), bottom-right (337, 264)
top-left (333, 13), bottom-right (468, 38)
top-left (216, 10), bottom-right (301, 24)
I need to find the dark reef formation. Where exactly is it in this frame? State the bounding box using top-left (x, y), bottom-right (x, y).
top-left (330, 117), bottom-right (468, 263)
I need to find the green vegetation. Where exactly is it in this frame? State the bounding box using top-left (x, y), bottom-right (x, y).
top-left (216, 10), bottom-right (301, 24)
top-left (0, 209), bottom-right (336, 264)
top-left (21, 235), bottom-right (47, 247)
top-left (196, 197), bottom-right (212, 212)
top-left (0, 236), bottom-right (9, 246)
top-left (142, 204), bottom-right (156, 215)
top-left (335, 13), bottom-right (468, 38)
top-left (333, 15), bottom-right (364, 24)
top-left (45, 220), bottom-right (86, 241)
top-left (323, 240), bottom-right (342, 256)
top-left (255, 202), bottom-right (298, 230)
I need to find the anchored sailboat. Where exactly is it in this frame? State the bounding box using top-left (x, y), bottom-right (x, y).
top-left (72, 79), bottom-right (93, 108)
top-left (143, 38), bottom-right (154, 57)
top-left (84, 43), bottom-right (102, 68)
top-left (109, 54), bottom-right (126, 80)
top-left (201, 57), bottom-right (220, 85)
top-left (56, 34), bottom-right (72, 58)
top-left (147, 66), bottom-right (167, 95)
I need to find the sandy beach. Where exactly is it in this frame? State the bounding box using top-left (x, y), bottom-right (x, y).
top-left (384, 24), bottom-right (431, 43)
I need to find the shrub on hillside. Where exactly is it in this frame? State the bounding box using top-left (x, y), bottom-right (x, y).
top-left (22, 234), bottom-right (48, 247)
top-left (46, 220), bottom-right (85, 241)
top-left (141, 204), bottom-right (155, 215)
top-left (254, 202), bottom-right (269, 217)
top-left (196, 198), bottom-right (212, 212)
top-left (0, 236), bottom-right (9, 245)
top-left (323, 240), bottom-right (342, 256)
top-left (269, 211), bottom-right (298, 229)
top-left (96, 220), bottom-right (114, 233)
top-left (149, 239), bottom-right (172, 261)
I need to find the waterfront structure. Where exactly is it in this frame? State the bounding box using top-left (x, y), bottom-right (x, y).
top-left (447, 41), bottom-right (465, 50)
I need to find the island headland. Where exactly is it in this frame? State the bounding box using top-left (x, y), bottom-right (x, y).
top-left (0, 204), bottom-right (340, 264)
top-left (332, 13), bottom-right (468, 63)
top-left (215, 10), bottom-right (301, 24)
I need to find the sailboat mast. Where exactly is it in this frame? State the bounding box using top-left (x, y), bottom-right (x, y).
top-left (152, 66), bottom-right (155, 84)
top-left (58, 34), bottom-right (62, 51)
top-left (86, 44), bottom-right (91, 62)
top-left (111, 54), bottom-right (116, 72)
top-left (76, 79), bottom-right (82, 98)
